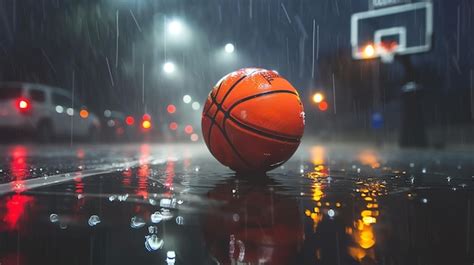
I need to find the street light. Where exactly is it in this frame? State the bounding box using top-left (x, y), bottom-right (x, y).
top-left (224, 43), bottom-right (235, 53)
top-left (163, 62), bottom-right (176, 74)
top-left (312, 92), bottom-right (324, 104)
top-left (167, 20), bottom-right (183, 35)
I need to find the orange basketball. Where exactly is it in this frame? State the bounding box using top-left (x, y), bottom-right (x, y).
top-left (201, 68), bottom-right (305, 172)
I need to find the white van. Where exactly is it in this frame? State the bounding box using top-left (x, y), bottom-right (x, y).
top-left (0, 82), bottom-right (100, 141)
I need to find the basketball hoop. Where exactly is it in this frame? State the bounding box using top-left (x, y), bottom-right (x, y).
top-left (377, 44), bottom-right (396, 64)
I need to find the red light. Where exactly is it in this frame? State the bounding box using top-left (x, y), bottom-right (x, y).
top-left (17, 99), bottom-right (30, 111)
top-left (142, 113), bottom-right (151, 121)
top-left (318, 101), bottom-right (328, 111)
top-left (142, 120), bottom-right (152, 129)
top-left (184, 125), bottom-right (193, 134)
top-left (169, 122), bottom-right (178, 130)
top-left (125, 116), bottom-right (135, 126)
top-left (167, 104), bottom-right (176, 114)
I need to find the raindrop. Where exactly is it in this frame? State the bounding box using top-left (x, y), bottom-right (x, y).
top-left (144, 234), bottom-right (164, 251)
top-left (49, 213), bottom-right (59, 223)
top-left (176, 216), bottom-right (184, 225)
top-left (130, 216), bottom-right (146, 229)
top-left (148, 225), bottom-right (158, 234)
top-left (232, 213), bottom-right (240, 222)
top-left (88, 215), bottom-right (101, 226)
top-left (166, 251), bottom-right (176, 265)
top-left (151, 211), bottom-right (164, 223)
top-left (328, 209), bottom-right (335, 218)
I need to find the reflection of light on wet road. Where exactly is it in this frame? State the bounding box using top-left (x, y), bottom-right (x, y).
top-left (310, 146), bottom-right (326, 165)
top-left (305, 164), bottom-right (329, 231)
top-left (137, 144), bottom-right (151, 199)
top-left (357, 149), bottom-right (381, 169)
top-left (2, 194), bottom-right (34, 231)
top-left (10, 145), bottom-right (29, 193)
top-left (347, 180), bottom-right (386, 261)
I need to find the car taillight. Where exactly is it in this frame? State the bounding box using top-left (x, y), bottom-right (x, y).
top-left (16, 98), bottom-right (31, 113)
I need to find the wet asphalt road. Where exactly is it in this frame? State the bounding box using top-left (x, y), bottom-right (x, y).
top-left (0, 142), bottom-right (473, 265)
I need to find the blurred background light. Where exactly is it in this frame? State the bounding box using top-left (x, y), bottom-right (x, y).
top-left (224, 43), bottom-right (235, 53)
top-left (183, 95), bottom-right (192, 104)
top-left (163, 62), bottom-right (176, 74)
top-left (191, 102), bottom-right (200, 110)
top-left (167, 20), bottom-right (183, 35)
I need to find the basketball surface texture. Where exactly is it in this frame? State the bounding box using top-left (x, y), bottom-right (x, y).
top-left (201, 68), bottom-right (305, 172)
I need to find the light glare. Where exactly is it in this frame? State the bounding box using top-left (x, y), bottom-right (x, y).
top-left (183, 95), bottom-right (192, 104)
top-left (224, 43), bottom-right (235, 53)
top-left (163, 62), bottom-right (176, 74)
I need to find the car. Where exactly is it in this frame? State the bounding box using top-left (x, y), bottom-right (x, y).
top-left (0, 82), bottom-right (100, 142)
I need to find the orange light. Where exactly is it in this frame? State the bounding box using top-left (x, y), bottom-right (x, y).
top-left (318, 101), bottom-right (328, 111)
top-left (184, 125), bottom-right (193, 134)
top-left (79, 109), bottom-right (89, 119)
top-left (363, 44), bottom-right (375, 58)
top-left (167, 104), bottom-right (176, 114)
top-left (142, 120), bottom-right (151, 129)
top-left (312, 93), bottom-right (324, 104)
top-left (169, 122), bottom-right (178, 130)
top-left (125, 116), bottom-right (135, 126)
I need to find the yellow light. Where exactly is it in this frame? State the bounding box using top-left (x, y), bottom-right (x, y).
top-left (336, 202), bottom-right (341, 208)
top-left (363, 44), bottom-right (375, 58)
top-left (79, 109), bottom-right (89, 119)
top-left (142, 120), bottom-right (152, 129)
top-left (305, 209), bottom-right (311, 216)
top-left (312, 93), bottom-right (324, 104)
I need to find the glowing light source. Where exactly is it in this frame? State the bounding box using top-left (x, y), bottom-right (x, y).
top-left (55, 105), bottom-right (64, 113)
top-left (163, 62), bottom-right (176, 74)
top-left (167, 20), bottom-right (183, 35)
top-left (125, 116), bottom-right (135, 126)
top-left (363, 44), bottom-right (375, 58)
top-left (18, 99), bottom-right (29, 110)
top-left (66, 108), bottom-right (74, 116)
top-left (183, 95), bottom-right (192, 104)
top-left (190, 133), bottom-right (199, 141)
top-left (224, 43), bottom-right (235, 53)
top-left (79, 109), bottom-right (89, 119)
top-left (167, 104), bottom-right (176, 114)
top-left (191, 102), bottom-right (200, 110)
top-left (318, 101), bottom-right (328, 111)
top-left (184, 125), bottom-right (193, 134)
top-left (142, 120), bottom-right (152, 129)
top-left (312, 92), bottom-right (324, 104)
top-left (142, 113), bottom-right (151, 121)
top-left (169, 122), bottom-right (178, 130)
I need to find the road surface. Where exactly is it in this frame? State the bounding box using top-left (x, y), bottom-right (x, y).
top-left (0, 142), bottom-right (473, 265)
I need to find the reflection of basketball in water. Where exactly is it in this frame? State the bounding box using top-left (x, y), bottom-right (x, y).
top-left (201, 68), bottom-right (305, 172)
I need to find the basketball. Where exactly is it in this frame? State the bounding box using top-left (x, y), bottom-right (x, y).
top-left (201, 68), bottom-right (305, 172)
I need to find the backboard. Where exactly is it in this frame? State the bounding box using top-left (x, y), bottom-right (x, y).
top-left (351, 1), bottom-right (433, 63)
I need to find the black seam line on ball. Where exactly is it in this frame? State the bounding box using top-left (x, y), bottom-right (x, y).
top-left (206, 75), bottom-right (248, 159)
top-left (222, 90), bottom-right (301, 143)
top-left (204, 81), bottom-right (224, 116)
top-left (227, 90), bottom-right (297, 113)
top-left (219, 74), bottom-right (248, 106)
top-left (204, 113), bottom-right (252, 167)
top-left (227, 116), bottom-right (300, 143)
